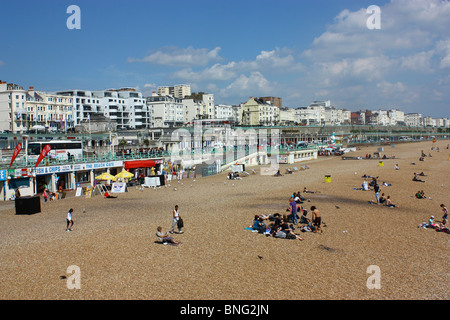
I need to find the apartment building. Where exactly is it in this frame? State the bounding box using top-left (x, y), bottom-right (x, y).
top-left (405, 113), bottom-right (422, 127)
top-left (157, 84), bottom-right (191, 99)
top-left (0, 81), bottom-right (27, 133)
top-left (147, 95), bottom-right (184, 128)
top-left (214, 104), bottom-right (233, 121)
top-left (57, 88), bottom-right (149, 129)
top-left (279, 108), bottom-right (296, 126)
top-left (26, 87), bottom-right (74, 131)
top-left (241, 97), bottom-right (279, 126)
top-left (388, 109), bottom-right (405, 125)
top-left (182, 98), bottom-right (203, 123)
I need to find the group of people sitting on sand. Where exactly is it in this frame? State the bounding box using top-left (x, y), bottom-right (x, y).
top-left (418, 205), bottom-right (449, 234)
top-left (249, 190), bottom-right (324, 241)
top-left (377, 193), bottom-right (397, 207)
top-left (413, 172), bottom-right (426, 182)
top-left (414, 190), bottom-right (426, 199)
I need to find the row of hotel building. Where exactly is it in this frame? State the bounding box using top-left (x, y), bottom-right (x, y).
top-left (1, 81), bottom-right (448, 133)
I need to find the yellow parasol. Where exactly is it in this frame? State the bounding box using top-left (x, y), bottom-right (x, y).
top-left (95, 172), bottom-right (117, 181)
top-left (115, 169), bottom-right (134, 179)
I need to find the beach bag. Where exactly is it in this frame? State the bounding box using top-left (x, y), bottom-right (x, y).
top-left (177, 218), bottom-right (184, 228)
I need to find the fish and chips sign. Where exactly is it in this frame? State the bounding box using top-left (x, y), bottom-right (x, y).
top-left (34, 161), bottom-right (123, 175)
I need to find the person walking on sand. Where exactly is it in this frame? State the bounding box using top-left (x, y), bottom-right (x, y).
top-left (66, 208), bottom-right (74, 231)
top-left (170, 205), bottom-right (183, 234)
top-left (441, 204), bottom-right (448, 226)
top-left (289, 199), bottom-right (298, 225)
top-left (374, 182), bottom-right (380, 205)
top-left (311, 206), bottom-right (322, 233)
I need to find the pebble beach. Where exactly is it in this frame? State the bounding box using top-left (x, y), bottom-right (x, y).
top-left (1, 141), bottom-right (449, 300)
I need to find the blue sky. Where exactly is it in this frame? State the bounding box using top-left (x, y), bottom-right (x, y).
top-left (1, 0), bottom-right (449, 118)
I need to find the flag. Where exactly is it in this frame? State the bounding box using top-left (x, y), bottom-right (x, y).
top-left (9, 143), bottom-right (22, 168)
top-left (35, 144), bottom-right (51, 167)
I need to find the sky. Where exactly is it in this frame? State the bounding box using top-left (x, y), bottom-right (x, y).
top-left (0, 0), bottom-right (449, 118)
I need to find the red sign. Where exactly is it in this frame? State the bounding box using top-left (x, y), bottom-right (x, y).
top-left (9, 143), bottom-right (22, 168)
top-left (34, 144), bottom-right (51, 167)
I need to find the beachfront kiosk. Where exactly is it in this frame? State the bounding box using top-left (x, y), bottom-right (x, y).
top-left (1, 161), bottom-right (125, 201)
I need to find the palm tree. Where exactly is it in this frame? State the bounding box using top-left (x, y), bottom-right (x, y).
top-left (118, 138), bottom-right (128, 151)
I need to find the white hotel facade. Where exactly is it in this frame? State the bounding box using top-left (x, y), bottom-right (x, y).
top-left (56, 88), bottom-right (150, 129)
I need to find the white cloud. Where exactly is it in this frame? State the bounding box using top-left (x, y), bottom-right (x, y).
top-left (128, 46), bottom-right (222, 67)
top-left (0, 60), bottom-right (4, 66)
top-left (219, 72), bottom-right (275, 98)
top-left (436, 39), bottom-right (450, 69)
top-left (400, 50), bottom-right (435, 71)
top-left (171, 47), bottom-right (302, 83)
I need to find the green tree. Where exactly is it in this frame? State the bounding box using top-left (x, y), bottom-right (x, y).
top-left (118, 138), bottom-right (128, 150)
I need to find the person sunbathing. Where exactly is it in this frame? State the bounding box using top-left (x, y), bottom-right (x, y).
top-left (413, 174), bottom-right (425, 182)
top-left (156, 226), bottom-right (180, 245)
top-left (273, 226), bottom-right (304, 241)
top-left (385, 196), bottom-right (398, 208)
top-left (303, 187), bottom-right (319, 194)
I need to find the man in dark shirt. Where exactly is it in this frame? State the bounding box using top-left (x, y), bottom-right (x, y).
top-left (374, 183), bottom-right (380, 204)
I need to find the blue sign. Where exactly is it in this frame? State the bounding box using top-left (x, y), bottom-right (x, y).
top-left (0, 169), bottom-right (7, 181)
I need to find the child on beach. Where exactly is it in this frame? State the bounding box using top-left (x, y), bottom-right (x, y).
top-left (66, 208), bottom-right (74, 231)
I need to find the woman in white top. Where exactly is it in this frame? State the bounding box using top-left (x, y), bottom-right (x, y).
top-left (66, 208), bottom-right (74, 231)
top-left (170, 205), bottom-right (183, 234)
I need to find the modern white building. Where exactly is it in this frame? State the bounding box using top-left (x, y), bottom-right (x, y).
top-left (388, 109), bottom-right (405, 125)
top-left (375, 110), bottom-right (390, 126)
top-left (279, 108), bottom-right (296, 126)
top-left (294, 105), bottom-right (324, 125)
top-left (56, 88), bottom-right (149, 129)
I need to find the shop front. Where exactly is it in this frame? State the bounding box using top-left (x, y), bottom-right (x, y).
top-left (73, 161), bottom-right (124, 187)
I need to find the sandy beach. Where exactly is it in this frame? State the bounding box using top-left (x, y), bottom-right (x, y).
top-left (0, 140), bottom-right (449, 300)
